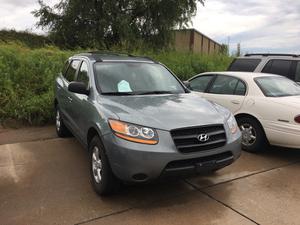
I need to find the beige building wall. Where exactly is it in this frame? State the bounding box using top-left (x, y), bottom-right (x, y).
top-left (193, 33), bottom-right (202, 53)
top-left (202, 37), bottom-right (209, 54)
top-left (173, 29), bottom-right (221, 55)
top-left (173, 30), bottom-right (191, 52)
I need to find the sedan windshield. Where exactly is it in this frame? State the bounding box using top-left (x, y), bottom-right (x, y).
top-left (255, 76), bottom-right (300, 97)
top-left (94, 62), bottom-right (185, 95)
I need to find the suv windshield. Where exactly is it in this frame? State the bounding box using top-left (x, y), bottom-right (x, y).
top-left (94, 62), bottom-right (185, 95)
top-left (255, 76), bottom-right (300, 97)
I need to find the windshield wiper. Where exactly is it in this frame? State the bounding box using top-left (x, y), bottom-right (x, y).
top-left (136, 91), bottom-right (175, 95)
top-left (101, 92), bottom-right (135, 96)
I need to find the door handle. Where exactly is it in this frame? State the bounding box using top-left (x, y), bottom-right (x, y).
top-left (231, 100), bottom-right (240, 105)
top-left (67, 96), bottom-right (73, 102)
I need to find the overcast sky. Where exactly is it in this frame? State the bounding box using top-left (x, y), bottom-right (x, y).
top-left (0, 0), bottom-right (299, 54)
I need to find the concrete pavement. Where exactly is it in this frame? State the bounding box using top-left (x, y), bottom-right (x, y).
top-left (1, 128), bottom-right (300, 225)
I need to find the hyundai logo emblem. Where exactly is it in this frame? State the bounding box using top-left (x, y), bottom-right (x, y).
top-left (198, 133), bottom-right (209, 142)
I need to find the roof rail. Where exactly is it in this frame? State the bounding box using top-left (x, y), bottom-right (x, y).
top-left (85, 51), bottom-right (135, 57)
top-left (245, 53), bottom-right (300, 57)
top-left (76, 51), bottom-right (157, 63)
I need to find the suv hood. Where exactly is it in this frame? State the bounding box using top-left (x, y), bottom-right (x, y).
top-left (100, 93), bottom-right (226, 130)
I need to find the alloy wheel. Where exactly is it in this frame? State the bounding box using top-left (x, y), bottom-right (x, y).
top-left (56, 110), bottom-right (61, 131)
top-left (92, 146), bottom-right (103, 183)
top-left (240, 123), bottom-right (257, 146)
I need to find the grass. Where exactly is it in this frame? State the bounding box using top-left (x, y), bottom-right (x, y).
top-left (0, 42), bottom-right (232, 126)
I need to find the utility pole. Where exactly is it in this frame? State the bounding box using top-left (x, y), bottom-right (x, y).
top-left (237, 43), bottom-right (241, 56)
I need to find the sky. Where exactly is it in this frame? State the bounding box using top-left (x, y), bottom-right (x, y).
top-left (0, 0), bottom-right (299, 54)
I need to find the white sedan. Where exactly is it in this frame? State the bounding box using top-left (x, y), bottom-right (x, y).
top-left (187, 72), bottom-right (300, 152)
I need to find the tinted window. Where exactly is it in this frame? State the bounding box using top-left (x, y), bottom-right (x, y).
top-left (77, 61), bottom-right (89, 88)
top-left (65, 60), bottom-right (80, 82)
top-left (62, 60), bottom-right (70, 75)
top-left (228, 59), bottom-right (261, 72)
top-left (262, 60), bottom-right (292, 77)
top-left (209, 76), bottom-right (239, 95)
top-left (235, 81), bottom-right (247, 95)
top-left (295, 61), bottom-right (300, 82)
top-left (189, 75), bottom-right (214, 92)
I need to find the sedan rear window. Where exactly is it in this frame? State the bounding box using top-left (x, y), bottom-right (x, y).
top-left (255, 76), bottom-right (300, 97)
top-left (228, 59), bottom-right (261, 72)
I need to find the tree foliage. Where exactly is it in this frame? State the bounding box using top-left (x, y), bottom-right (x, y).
top-left (33, 0), bottom-right (205, 49)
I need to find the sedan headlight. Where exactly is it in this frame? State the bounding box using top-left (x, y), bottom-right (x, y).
top-left (227, 114), bottom-right (238, 134)
top-left (108, 119), bottom-right (158, 145)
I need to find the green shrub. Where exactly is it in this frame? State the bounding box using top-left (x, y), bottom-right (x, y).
top-left (0, 43), bottom-right (74, 125)
top-left (0, 29), bottom-right (52, 48)
top-left (0, 43), bottom-right (232, 125)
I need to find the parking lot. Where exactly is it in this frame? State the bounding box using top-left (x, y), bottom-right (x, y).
top-left (1, 126), bottom-right (300, 225)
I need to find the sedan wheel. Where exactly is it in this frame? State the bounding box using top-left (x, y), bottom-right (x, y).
top-left (240, 123), bottom-right (257, 146)
top-left (237, 117), bottom-right (267, 153)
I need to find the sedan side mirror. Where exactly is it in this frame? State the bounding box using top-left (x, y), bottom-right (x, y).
top-left (183, 81), bottom-right (192, 90)
top-left (68, 82), bottom-right (89, 95)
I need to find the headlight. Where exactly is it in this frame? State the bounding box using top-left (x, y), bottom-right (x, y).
top-left (108, 119), bottom-right (158, 145)
top-left (227, 114), bottom-right (238, 134)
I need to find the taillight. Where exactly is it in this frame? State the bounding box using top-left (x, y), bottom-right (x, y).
top-left (295, 115), bottom-right (300, 124)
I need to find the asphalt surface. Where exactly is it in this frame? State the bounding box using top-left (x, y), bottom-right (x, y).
top-left (1, 126), bottom-right (300, 225)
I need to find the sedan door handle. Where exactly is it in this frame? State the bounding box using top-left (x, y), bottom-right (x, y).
top-left (67, 96), bottom-right (73, 102)
top-left (231, 100), bottom-right (240, 105)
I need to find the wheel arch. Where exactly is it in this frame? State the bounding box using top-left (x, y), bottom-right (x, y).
top-left (87, 126), bottom-right (105, 150)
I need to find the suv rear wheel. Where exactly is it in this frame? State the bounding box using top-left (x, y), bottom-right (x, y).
top-left (55, 106), bottom-right (71, 137)
top-left (237, 117), bottom-right (267, 153)
top-left (89, 136), bottom-right (120, 195)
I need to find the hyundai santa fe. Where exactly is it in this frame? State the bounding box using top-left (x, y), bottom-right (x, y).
top-left (55, 52), bottom-right (241, 195)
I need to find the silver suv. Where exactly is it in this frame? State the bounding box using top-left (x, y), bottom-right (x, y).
top-left (228, 54), bottom-right (300, 83)
top-left (55, 52), bottom-right (241, 195)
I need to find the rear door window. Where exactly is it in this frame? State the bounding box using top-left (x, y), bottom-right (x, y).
top-left (262, 60), bottom-right (293, 78)
top-left (235, 80), bottom-right (247, 96)
top-left (208, 75), bottom-right (239, 95)
top-left (189, 75), bottom-right (215, 92)
top-left (65, 60), bottom-right (80, 82)
top-left (228, 59), bottom-right (261, 72)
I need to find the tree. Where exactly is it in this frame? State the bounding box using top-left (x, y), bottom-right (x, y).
top-left (33, 0), bottom-right (205, 49)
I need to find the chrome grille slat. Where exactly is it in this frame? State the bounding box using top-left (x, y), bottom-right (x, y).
top-left (177, 139), bottom-right (227, 149)
top-left (171, 124), bottom-right (227, 153)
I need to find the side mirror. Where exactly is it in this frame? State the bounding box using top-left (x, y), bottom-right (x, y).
top-left (183, 81), bottom-right (192, 90)
top-left (68, 82), bottom-right (89, 95)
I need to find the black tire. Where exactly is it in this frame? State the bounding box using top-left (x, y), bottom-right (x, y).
top-left (89, 136), bottom-right (120, 196)
top-left (237, 117), bottom-right (267, 153)
top-left (55, 106), bottom-right (71, 138)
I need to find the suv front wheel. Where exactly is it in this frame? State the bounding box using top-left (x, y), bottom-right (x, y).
top-left (89, 136), bottom-right (120, 195)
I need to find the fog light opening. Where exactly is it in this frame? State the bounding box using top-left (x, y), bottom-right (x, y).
top-left (132, 173), bottom-right (148, 181)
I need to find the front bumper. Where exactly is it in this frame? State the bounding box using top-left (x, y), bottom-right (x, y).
top-left (102, 129), bottom-right (241, 182)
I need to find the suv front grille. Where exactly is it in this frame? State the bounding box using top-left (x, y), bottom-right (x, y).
top-left (171, 125), bottom-right (227, 153)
